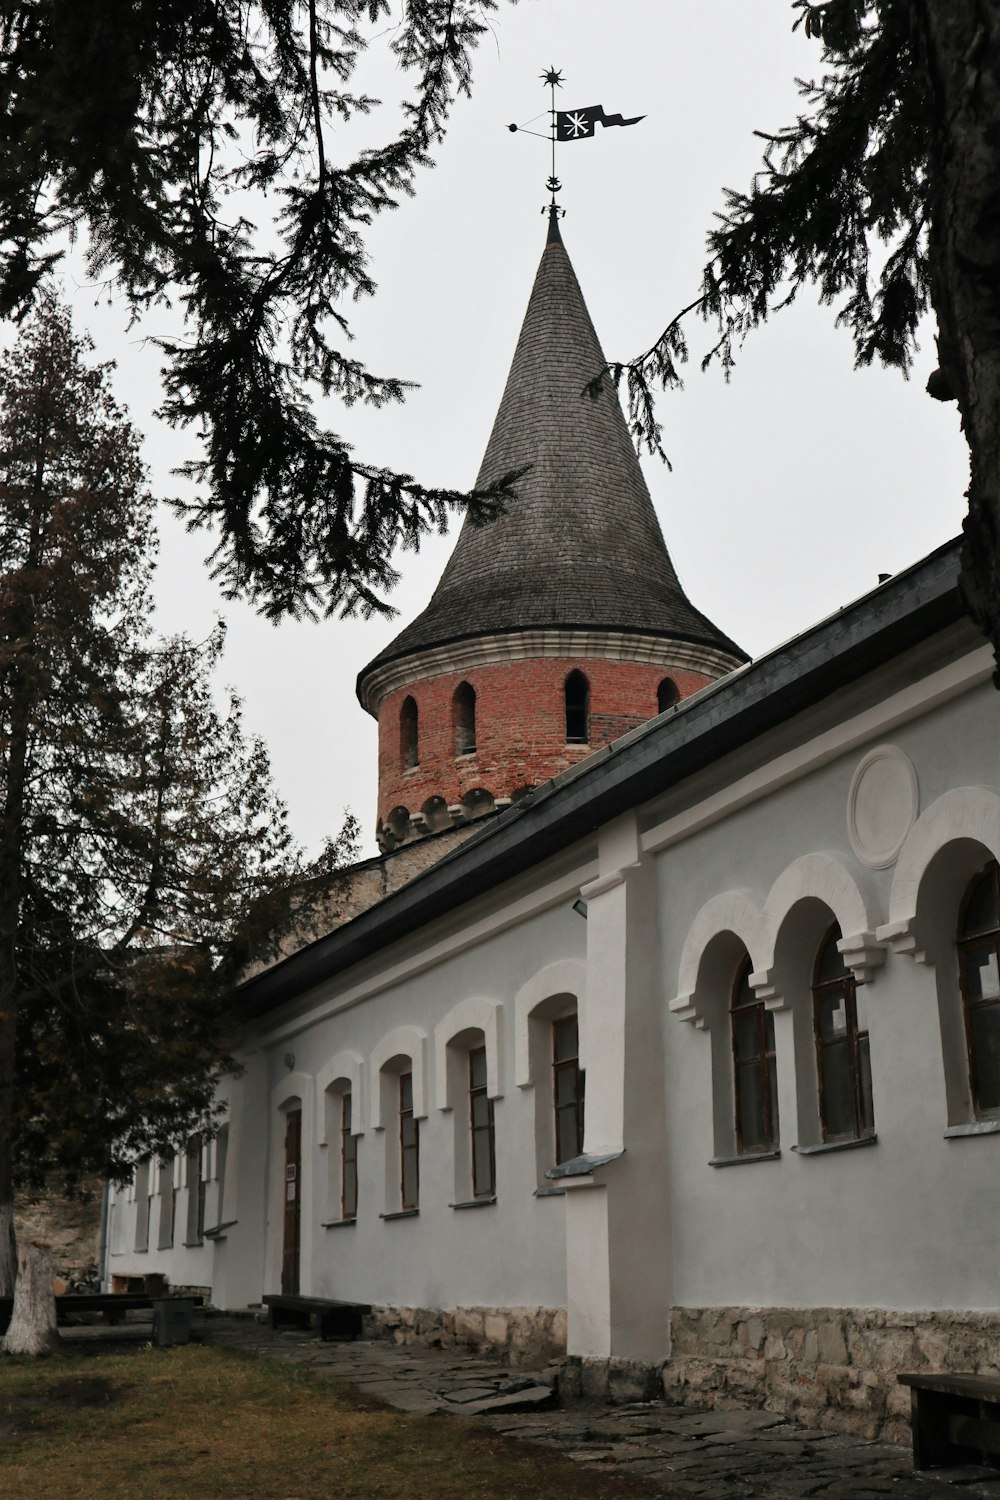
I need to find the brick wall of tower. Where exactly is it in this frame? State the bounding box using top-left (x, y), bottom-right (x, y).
top-left (374, 656), bottom-right (714, 846)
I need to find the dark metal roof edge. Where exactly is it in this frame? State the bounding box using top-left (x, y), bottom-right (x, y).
top-left (242, 538), bottom-right (966, 1021)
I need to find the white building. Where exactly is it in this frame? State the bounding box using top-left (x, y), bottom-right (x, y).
top-left (106, 217), bottom-right (1000, 1443)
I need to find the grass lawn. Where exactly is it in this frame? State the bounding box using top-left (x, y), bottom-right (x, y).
top-left (0, 1342), bottom-right (662, 1499)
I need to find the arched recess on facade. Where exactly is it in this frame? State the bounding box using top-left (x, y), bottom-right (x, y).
top-left (434, 997), bottom-right (504, 1111)
top-left (514, 959), bottom-right (587, 1086)
top-left (879, 787), bottom-right (1000, 967)
top-left (369, 1025), bottom-right (428, 1129)
top-left (267, 1071), bottom-right (315, 1296)
top-left (400, 695), bottom-right (419, 768)
top-left (657, 677), bottom-right (679, 713)
top-left (669, 889), bottom-right (766, 1027)
top-left (564, 670), bottom-right (590, 744)
top-left (315, 1051), bottom-right (365, 1145)
top-left (453, 681), bottom-right (477, 755)
top-left (762, 852), bottom-right (884, 994)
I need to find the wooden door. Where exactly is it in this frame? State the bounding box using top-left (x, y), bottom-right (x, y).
top-left (281, 1108), bottom-right (301, 1295)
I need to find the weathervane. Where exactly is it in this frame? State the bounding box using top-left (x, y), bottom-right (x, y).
top-left (507, 70), bottom-right (646, 219)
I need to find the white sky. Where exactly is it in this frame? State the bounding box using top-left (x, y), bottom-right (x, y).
top-left (62, 1), bottom-right (969, 857)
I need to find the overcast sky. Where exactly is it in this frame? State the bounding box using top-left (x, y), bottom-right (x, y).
top-left (63, 1), bottom-right (969, 857)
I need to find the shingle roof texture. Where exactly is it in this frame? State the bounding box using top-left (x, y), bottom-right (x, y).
top-left (359, 216), bottom-right (743, 687)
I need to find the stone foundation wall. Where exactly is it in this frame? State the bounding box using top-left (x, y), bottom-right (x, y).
top-left (667, 1307), bottom-right (1000, 1443)
top-left (14, 1179), bottom-right (103, 1288)
top-left (364, 1304), bottom-right (567, 1368)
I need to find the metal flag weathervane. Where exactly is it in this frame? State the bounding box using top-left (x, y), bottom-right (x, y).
top-left (507, 69), bottom-right (645, 218)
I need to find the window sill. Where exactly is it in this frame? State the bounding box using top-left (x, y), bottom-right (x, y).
top-left (944, 1119), bottom-right (1000, 1139)
top-left (792, 1135), bottom-right (877, 1156)
top-left (379, 1208), bottom-right (419, 1221)
top-left (449, 1197), bottom-right (496, 1210)
top-left (182, 1240), bottom-right (205, 1248)
top-left (533, 1186), bottom-right (566, 1198)
top-left (455, 751), bottom-right (477, 761)
top-left (546, 1149), bottom-right (624, 1180)
top-left (709, 1149), bottom-right (781, 1168)
top-left (321, 1217), bottom-right (357, 1229)
top-left (204, 1219), bottom-right (238, 1240)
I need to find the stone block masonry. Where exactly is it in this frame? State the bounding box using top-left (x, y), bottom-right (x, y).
top-left (364, 1303), bottom-right (567, 1368)
top-left (667, 1306), bottom-right (1000, 1443)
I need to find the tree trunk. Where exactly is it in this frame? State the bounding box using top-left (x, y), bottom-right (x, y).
top-left (0, 1202), bottom-right (15, 1299)
top-left (921, 0), bottom-right (1000, 682)
top-left (1, 1241), bottom-right (59, 1356)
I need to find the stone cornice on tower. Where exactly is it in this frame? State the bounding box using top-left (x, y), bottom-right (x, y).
top-left (357, 216), bottom-right (745, 712)
top-left (359, 628), bottom-right (739, 718)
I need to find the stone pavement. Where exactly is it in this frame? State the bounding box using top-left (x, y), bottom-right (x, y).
top-left (198, 1315), bottom-right (1000, 1500)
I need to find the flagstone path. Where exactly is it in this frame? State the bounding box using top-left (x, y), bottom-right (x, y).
top-left (201, 1315), bottom-right (1000, 1500)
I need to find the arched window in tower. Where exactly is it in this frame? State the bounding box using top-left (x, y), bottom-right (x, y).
top-left (453, 682), bottom-right (476, 756)
top-left (657, 677), bottom-right (679, 714)
top-left (400, 696), bottom-right (419, 769)
top-left (565, 671), bottom-right (590, 745)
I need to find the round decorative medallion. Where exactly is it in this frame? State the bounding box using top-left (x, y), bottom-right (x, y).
top-left (847, 745), bottom-right (918, 869)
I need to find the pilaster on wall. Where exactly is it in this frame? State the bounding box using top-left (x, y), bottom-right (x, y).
top-left (211, 1052), bottom-right (268, 1311)
top-left (564, 813), bottom-right (673, 1367)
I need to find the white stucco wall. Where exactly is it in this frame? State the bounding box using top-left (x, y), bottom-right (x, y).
top-left (658, 654), bottom-right (1000, 1313)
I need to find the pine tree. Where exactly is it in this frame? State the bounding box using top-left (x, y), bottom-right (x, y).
top-left (615, 1), bottom-right (1000, 678)
top-left (0, 1), bottom-right (516, 623)
top-left (0, 300), bottom-right (357, 1343)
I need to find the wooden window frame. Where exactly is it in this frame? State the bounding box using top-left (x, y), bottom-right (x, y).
top-left (957, 861), bottom-right (1000, 1120)
top-left (468, 1046), bottom-right (496, 1198)
top-left (340, 1090), bottom-right (358, 1220)
top-left (553, 1015), bottom-right (585, 1164)
top-left (399, 1072), bottom-right (419, 1210)
top-left (812, 924), bottom-right (874, 1143)
top-left (564, 671), bottom-right (590, 746)
top-left (731, 956), bottom-right (778, 1155)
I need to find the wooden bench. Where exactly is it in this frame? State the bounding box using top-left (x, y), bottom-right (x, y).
top-left (262, 1294), bottom-right (371, 1341)
top-left (898, 1373), bottom-right (1000, 1471)
top-left (0, 1292), bottom-right (204, 1334)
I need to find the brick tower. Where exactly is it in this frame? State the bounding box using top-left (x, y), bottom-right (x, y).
top-left (357, 212), bottom-right (747, 852)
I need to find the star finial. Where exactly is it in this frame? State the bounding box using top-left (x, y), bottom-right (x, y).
top-left (541, 67), bottom-right (563, 89)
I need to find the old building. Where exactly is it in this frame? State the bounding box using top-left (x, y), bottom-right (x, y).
top-left (105, 214), bottom-right (1000, 1443)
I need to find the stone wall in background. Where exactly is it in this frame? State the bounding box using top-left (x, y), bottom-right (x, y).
top-left (14, 1178), bottom-right (103, 1289)
top-left (667, 1307), bottom-right (1000, 1443)
top-left (364, 1304), bottom-right (567, 1369)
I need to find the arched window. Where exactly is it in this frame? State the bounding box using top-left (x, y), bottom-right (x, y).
top-left (957, 861), bottom-right (1000, 1118)
top-left (553, 1013), bottom-right (585, 1164)
top-left (400, 695), bottom-right (418, 769)
top-left (731, 956), bottom-right (777, 1154)
top-left (812, 924), bottom-right (874, 1142)
top-left (657, 677), bottom-right (679, 713)
top-left (565, 670), bottom-right (590, 745)
top-left (453, 681), bottom-right (476, 755)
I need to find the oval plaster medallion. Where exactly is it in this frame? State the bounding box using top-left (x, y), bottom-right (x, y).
top-left (847, 744), bottom-right (918, 869)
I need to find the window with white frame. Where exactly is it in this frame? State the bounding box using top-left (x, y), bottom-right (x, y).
top-left (157, 1156), bottom-right (177, 1250)
top-left (957, 861), bottom-right (1000, 1119)
top-left (812, 924), bottom-right (874, 1142)
top-left (185, 1135), bottom-right (205, 1246)
top-left (133, 1158), bottom-right (152, 1252)
top-left (731, 955), bottom-right (778, 1155)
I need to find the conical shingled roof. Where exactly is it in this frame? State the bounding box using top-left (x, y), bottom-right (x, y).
top-left (358, 214), bottom-right (744, 694)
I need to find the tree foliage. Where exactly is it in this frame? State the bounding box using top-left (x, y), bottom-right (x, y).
top-left (0, 301), bottom-right (357, 1273)
top-left (0, 0), bottom-right (517, 621)
top-left (613, 1), bottom-right (1000, 676)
